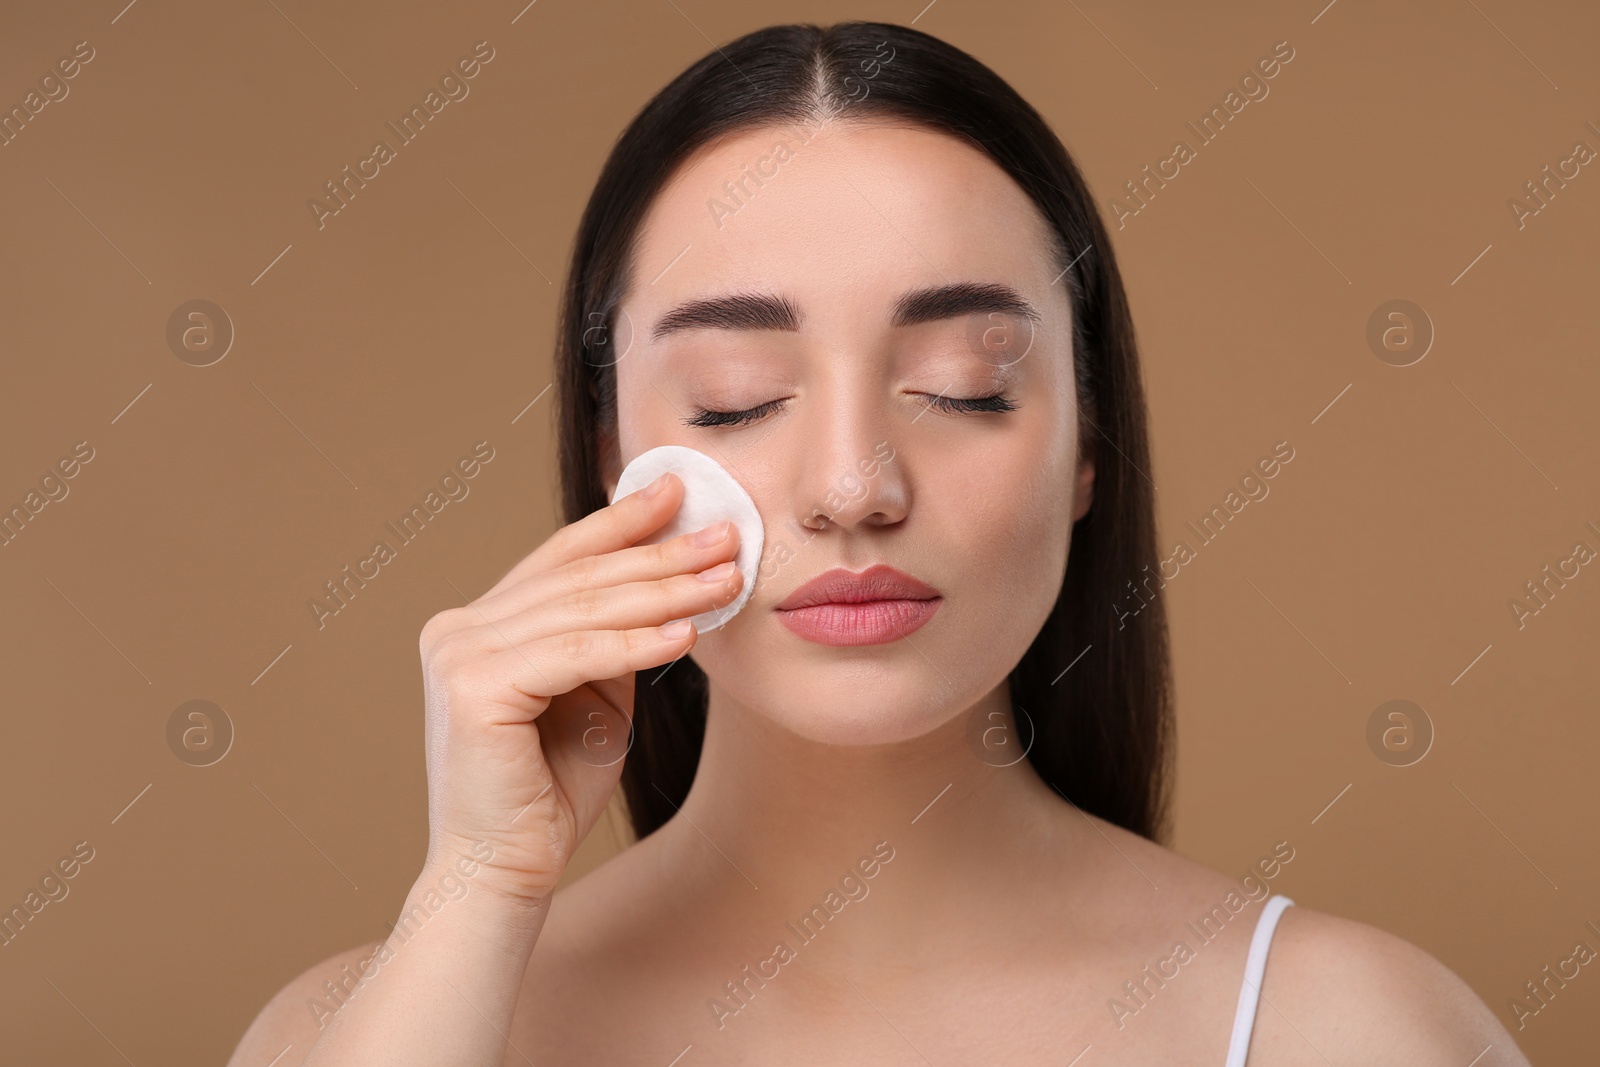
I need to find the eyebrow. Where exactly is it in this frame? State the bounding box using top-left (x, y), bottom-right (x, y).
top-left (649, 281), bottom-right (1042, 341)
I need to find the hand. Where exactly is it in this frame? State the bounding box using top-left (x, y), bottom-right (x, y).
top-left (415, 471), bottom-right (742, 904)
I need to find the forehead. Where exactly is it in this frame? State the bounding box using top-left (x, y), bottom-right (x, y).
top-left (621, 120), bottom-right (1067, 337)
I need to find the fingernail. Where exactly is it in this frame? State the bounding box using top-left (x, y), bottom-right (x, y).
top-left (640, 473), bottom-right (669, 498)
top-left (693, 520), bottom-right (729, 547)
top-left (659, 619), bottom-right (693, 638)
top-left (697, 560), bottom-right (736, 582)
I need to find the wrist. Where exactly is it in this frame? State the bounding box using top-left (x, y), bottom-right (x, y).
top-left (412, 849), bottom-right (552, 942)
top-left (424, 833), bottom-right (562, 909)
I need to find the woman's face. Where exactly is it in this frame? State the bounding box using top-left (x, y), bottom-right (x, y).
top-left (603, 119), bottom-right (1093, 745)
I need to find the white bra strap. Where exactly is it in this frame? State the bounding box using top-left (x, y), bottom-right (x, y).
top-left (1223, 894), bottom-right (1295, 1067)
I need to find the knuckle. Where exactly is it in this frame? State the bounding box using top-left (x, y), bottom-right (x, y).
top-left (420, 606), bottom-right (466, 650)
top-left (542, 523), bottom-right (579, 558)
top-left (563, 554), bottom-right (601, 595)
top-left (559, 629), bottom-right (599, 662)
top-left (427, 629), bottom-right (477, 675)
top-left (440, 668), bottom-right (484, 711)
top-left (567, 585), bottom-right (604, 621)
top-left (422, 635), bottom-right (455, 673)
top-left (624, 625), bottom-right (655, 655)
top-left (650, 540), bottom-right (676, 568)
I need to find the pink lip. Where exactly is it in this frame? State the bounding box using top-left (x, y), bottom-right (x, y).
top-left (774, 564), bottom-right (942, 646)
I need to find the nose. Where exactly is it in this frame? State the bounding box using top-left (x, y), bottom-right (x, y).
top-left (787, 390), bottom-right (906, 536)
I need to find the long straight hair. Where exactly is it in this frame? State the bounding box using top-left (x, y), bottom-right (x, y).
top-left (555, 21), bottom-right (1173, 844)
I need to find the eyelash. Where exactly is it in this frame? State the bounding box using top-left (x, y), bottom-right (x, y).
top-left (682, 392), bottom-right (1019, 428)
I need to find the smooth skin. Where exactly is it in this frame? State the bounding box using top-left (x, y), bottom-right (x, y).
top-left (231, 471), bottom-right (746, 1065)
top-left (231, 118), bottom-right (1530, 1065)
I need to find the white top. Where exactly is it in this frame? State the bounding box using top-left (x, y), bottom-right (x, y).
top-left (1223, 894), bottom-right (1295, 1066)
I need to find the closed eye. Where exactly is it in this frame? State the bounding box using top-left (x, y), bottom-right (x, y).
top-left (683, 398), bottom-right (788, 429)
top-left (922, 392), bottom-right (1019, 416)
top-left (681, 392), bottom-right (1018, 429)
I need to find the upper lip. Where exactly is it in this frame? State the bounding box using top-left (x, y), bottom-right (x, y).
top-left (775, 564), bottom-right (941, 610)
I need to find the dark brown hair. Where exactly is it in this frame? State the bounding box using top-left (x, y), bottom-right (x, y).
top-left (555, 21), bottom-right (1172, 844)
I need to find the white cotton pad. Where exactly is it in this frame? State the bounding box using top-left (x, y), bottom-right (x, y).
top-left (610, 445), bottom-right (764, 633)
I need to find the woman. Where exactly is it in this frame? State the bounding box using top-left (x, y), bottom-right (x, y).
top-left (232, 21), bottom-right (1526, 1066)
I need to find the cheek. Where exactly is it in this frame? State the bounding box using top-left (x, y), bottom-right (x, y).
top-left (942, 437), bottom-right (1075, 619)
top-left (614, 385), bottom-right (661, 462)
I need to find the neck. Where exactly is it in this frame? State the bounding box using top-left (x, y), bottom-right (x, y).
top-left (653, 681), bottom-right (1082, 963)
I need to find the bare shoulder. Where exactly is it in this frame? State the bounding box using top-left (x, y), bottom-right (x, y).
top-left (225, 938), bottom-right (386, 1067)
top-left (1068, 815), bottom-right (1529, 1064)
top-left (1248, 905), bottom-right (1532, 1066)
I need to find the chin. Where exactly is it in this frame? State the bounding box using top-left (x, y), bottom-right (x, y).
top-left (809, 693), bottom-right (954, 744)
top-left (706, 641), bottom-right (966, 745)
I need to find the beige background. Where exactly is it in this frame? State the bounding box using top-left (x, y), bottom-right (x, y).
top-left (2, 0), bottom-right (1597, 1062)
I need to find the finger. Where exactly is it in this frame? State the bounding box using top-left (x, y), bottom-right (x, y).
top-left (472, 515), bottom-right (741, 623)
top-left (475, 560), bottom-right (744, 649)
top-left (487, 621), bottom-right (700, 705)
top-left (482, 471), bottom-right (685, 600)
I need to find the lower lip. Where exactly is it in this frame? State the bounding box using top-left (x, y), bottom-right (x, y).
top-left (775, 598), bottom-right (941, 646)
